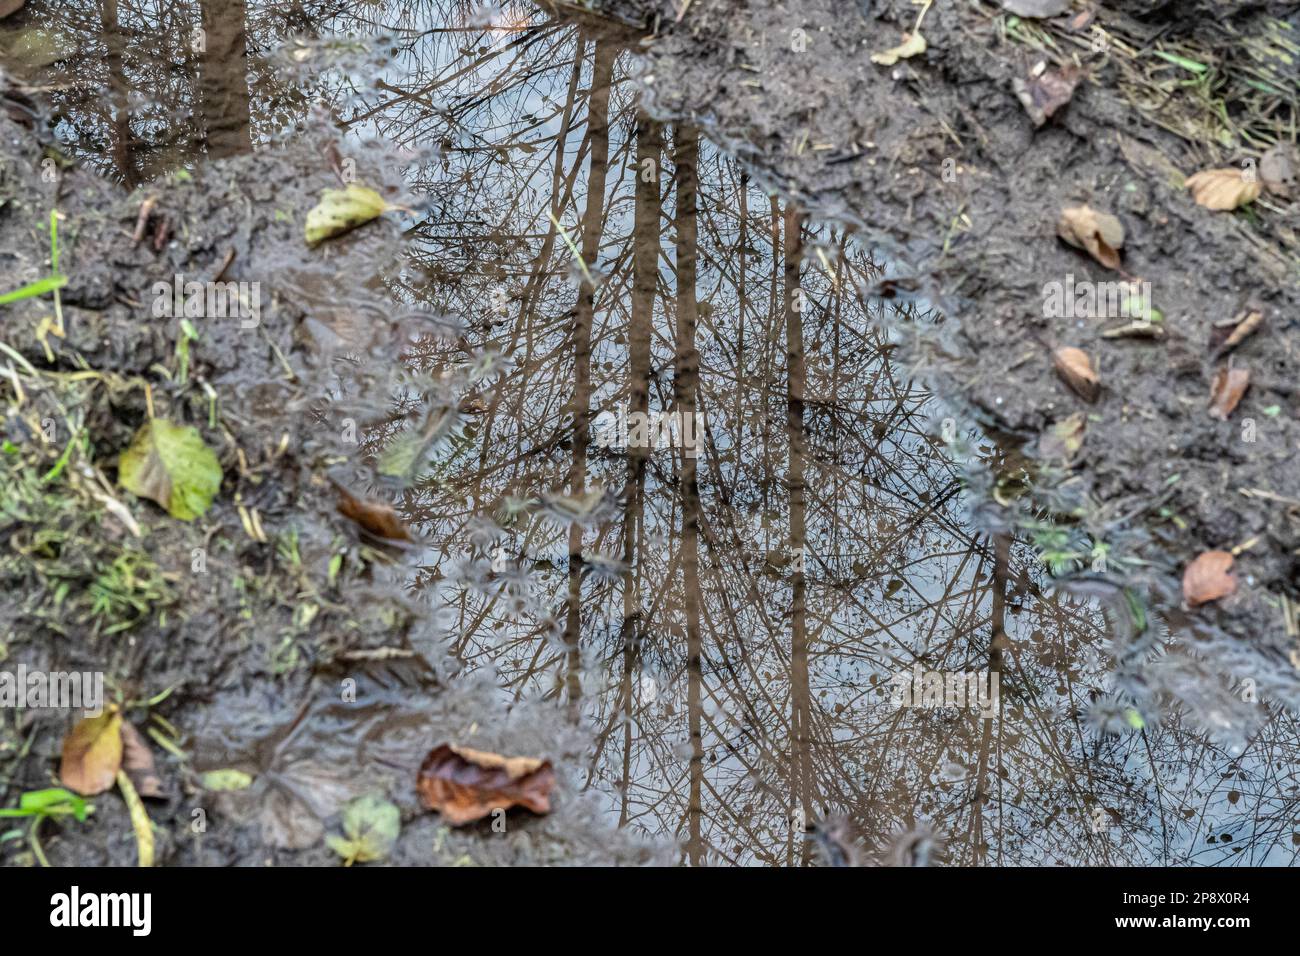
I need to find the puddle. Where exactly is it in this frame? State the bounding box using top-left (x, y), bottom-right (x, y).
top-left (4, 0), bottom-right (1296, 865)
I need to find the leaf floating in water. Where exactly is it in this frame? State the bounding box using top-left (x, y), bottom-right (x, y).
top-left (538, 486), bottom-right (616, 528)
top-left (326, 794), bottom-right (401, 866)
top-left (377, 403), bottom-right (464, 483)
top-left (416, 743), bottom-right (555, 826)
top-left (1209, 367), bottom-right (1250, 420)
top-left (1185, 168), bottom-right (1261, 211)
top-left (305, 183), bottom-right (392, 246)
top-left (1056, 205), bottom-right (1124, 270)
top-left (1182, 550), bottom-right (1238, 607)
top-left (871, 31), bottom-right (926, 66)
top-left (60, 710), bottom-right (123, 797)
top-left (117, 418), bottom-right (222, 521)
top-left (1052, 347), bottom-right (1100, 403)
top-left (334, 483), bottom-right (414, 541)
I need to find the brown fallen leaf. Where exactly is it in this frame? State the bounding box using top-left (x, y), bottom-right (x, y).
top-left (1053, 347), bottom-right (1100, 402)
top-left (1210, 308), bottom-right (1263, 356)
top-left (1014, 63), bottom-right (1082, 127)
top-left (60, 709), bottom-right (124, 796)
top-left (1040, 412), bottom-right (1086, 461)
top-left (334, 482), bottom-right (413, 542)
top-left (417, 743), bottom-right (555, 826)
top-left (1209, 366), bottom-right (1249, 420)
top-left (1057, 204), bottom-right (1124, 270)
top-left (1260, 144), bottom-right (1296, 200)
top-left (121, 721), bottom-right (164, 799)
top-left (1185, 168), bottom-right (1261, 211)
top-left (1182, 550), bottom-right (1237, 606)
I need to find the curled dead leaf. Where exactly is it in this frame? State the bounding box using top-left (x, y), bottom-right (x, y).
top-left (416, 743), bottom-right (555, 826)
top-left (1210, 308), bottom-right (1263, 357)
top-left (1185, 168), bottom-right (1261, 211)
top-left (1209, 366), bottom-right (1250, 420)
top-left (1053, 347), bottom-right (1100, 403)
top-left (871, 31), bottom-right (926, 67)
top-left (1056, 205), bottom-right (1124, 270)
top-left (334, 483), bottom-right (413, 542)
top-left (60, 710), bottom-right (124, 796)
top-left (120, 720), bottom-right (163, 799)
top-left (1014, 64), bottom-right (1081, 128)
top-left (1182, 550), bottom-right (1237, 606)
top-left (1260, 144), bottom-right (1296, 200)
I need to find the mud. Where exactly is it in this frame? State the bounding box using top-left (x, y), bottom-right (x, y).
top-left (572, 0), bottom-right (1300, 705)
top-left (0, 94), bottom-right (666, 866)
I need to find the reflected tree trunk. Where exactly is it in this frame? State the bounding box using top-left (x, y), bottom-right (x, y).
top-left (562, 38), bottom-right (616, 711)
top-left (618, 109), bottom-right (662, 824)
top-left (198, 0), bottom-right (253, 159)
top-left (674, 122), bottom-right (704, 866)
top-left (784, 202), bottom-right (813, 865)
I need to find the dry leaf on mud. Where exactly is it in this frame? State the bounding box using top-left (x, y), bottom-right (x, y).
top-left (120, 720), bottom-right (163, 798)
top-left (1000, 0), bottom-right (1070, 16)
top-left (416, 743), bottom-right (555, 826)
top-left (1056, 205), bottom-right (1124, 270)
top-left (1209, 366), bottom-right (1249, 420)
top-left (1014, 64), bottom-right (1081, 127)
top-left (1260, 144), bottom-right (1296, 199)
top-left (1053, 347), bottom-right (1100, 403)
top-left (1040, 412), bottom-right (1086, 461)
top-left (1185, 168), bottom-right (1261, 211)
top-left (1210, 308), bottom-right (1263, 356)
top-left (334, 483), bottom-right (413, 541)
top-left (871, 31), bottom-right (926, 66)
top-left (60, 710), bottom-right (124, 796)
top-left (1183, 550), bottom-right (1237, 606)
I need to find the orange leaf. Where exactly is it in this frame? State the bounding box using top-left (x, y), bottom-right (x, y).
top-left (334, 483), bottom-right (413, 541)
top-left (1182, 550), bottom-right (1238, 606)
top-left (1053, 347), bottom-right (1100, 402)
top-left (416, 743), bottom-right (555, 826)
top-left (1185, 168), bottom-right (1261, 211)
top-left (1209, 367), bottom-right (1249, 420)
top-left (60, 710), bottom-right (124, 796)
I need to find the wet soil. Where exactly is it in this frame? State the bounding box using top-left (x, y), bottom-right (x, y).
top-left (1, 0), bottom-right (1298, 867)
top-left (576, 0), bottom-right (1300, 707)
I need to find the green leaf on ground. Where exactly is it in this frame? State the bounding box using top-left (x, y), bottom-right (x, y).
top-left (305, 184), bottom-right (391, 246)
top-left (326, 794), bottom-right (400, 866)
top-left (118, 418), bottom-right (222, 521)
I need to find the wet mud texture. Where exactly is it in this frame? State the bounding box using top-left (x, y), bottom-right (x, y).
top-left (0, 106), bottom-right (667, 867)
top-left (574, 0), bottom-right (1300, 696)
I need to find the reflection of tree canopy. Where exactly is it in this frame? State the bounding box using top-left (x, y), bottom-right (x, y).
top-left (19, 0), bottom-right (1300, 865)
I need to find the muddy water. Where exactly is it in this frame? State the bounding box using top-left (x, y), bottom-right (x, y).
top-left (5, 0), bottom-right (1295, 865)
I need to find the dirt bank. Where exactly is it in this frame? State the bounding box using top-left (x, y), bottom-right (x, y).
top-left (0, 94), bottom-right (667, 865)
top-left (557, 0), bottom-right (1300, 716)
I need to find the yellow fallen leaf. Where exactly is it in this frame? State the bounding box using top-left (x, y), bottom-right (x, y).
top-left (305, 183), bottom-right (392, 246)
top-left (1185, 168), bottom-right (1260, 211)
top-left (60, 709), bottom-right (124, 796)
top-left (871, 31), bottom-right (926, 66)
